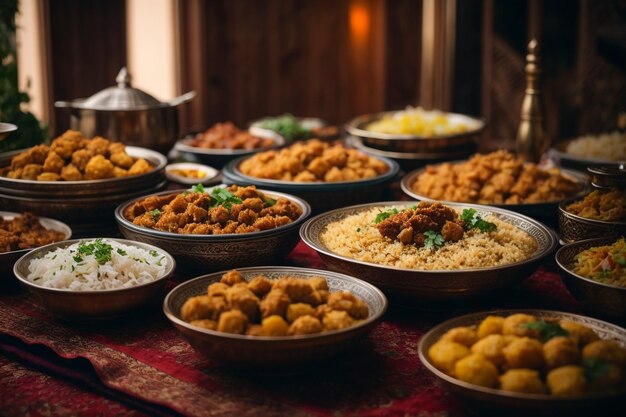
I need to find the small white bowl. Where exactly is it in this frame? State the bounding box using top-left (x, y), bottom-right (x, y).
top-left (165, 162), bottom-right (219, 185)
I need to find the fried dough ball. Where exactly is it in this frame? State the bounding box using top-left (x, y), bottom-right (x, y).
top-left (20, 164), bottom-right (43, 180)
top-left (245, 324), bottom-right (264, 336)
top-left (502, 314), bottom-right (539, 338)
top-left (180, 295), bottom-right (227, 321)
top-left (10, 151), bottom-right (31, 170)
top-left (71, 149), bottom-right (93, 171)
top-left (108, 142), bottom-right (125, 155)
top-left (84, 155), bottom-right (114, 179)
top-left (190, 319), bottom-right (217, 331)
top-left (499, 369), bottom-right (547, 394)
top-left (217, 310), bottom-right (248, 334)
top-left (428, 341), bottom-right (471, 375)
top-left (286, 303), bottom-right (316, 323)
top-left (288, 315), bottom-right (323, 335)
top-left (247, 275), bottom-right (273, 297)
top-left (128, 158), bottom-right (152, 175)
top-left (43, 151), bottom-right (64, 173)
top-left (315, 304), bottom-right (334, 321)
top-left (503, 337), bottom-right (544, 370)
top-left (37, 172), bottom-right (61, 181)
top-left (308, 276), bottom-right (329, 291)
top-left (220, 269), bottom-right (245, 286)
top-left (110, 151), bottom-right (134, 169)
top-left (322, 310), bottom-right (354, 331)
top-left (86, 137), bottom-right (110, 155)
top-left (28, 144), bottom-right (49, 164)
top-left (454, 354), bottom-right (499, 388)
top-left (225, 286), bottom-right (259, 321)
top-left (60, 164), bottom-right (83, 181)
top-left (543, 337), bottom-right (581, 370)
top-left (50, 138), bottom-right (76, 159)
top-left (547, 366), bottom-right (586, 396)
top-left (471, 334), bottom-right (506, 366)
top-left (112, 166), bottom-right (128, 178)
top-left (261, 315), bottom-right (289, 336)
top-left (559, 320), bottom-right (600, 347)
top-left (327, 291), bottom-right (368, 319)
top-left (477, 315), bottom-right (505, 339)
top-left (260, 289), bottom-right (291, 318)
top-left (441, 326), bottom-right (478, 348)
top-left (207, 282), bottom-right (229, 298)
top-left (582, 340), bottom-right (626, 367)
top-left (273, 278), bottom-right (315, 303)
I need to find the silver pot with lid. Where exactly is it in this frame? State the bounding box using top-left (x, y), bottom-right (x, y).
top-left (55, 67), bottom-right (195, 154)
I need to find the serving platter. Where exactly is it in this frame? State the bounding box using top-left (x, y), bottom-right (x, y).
top-left (549, 140), bottom-right (626, 171)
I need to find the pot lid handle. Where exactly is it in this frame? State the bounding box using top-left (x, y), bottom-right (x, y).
top-left (116, 67), bottom-right (132, 88)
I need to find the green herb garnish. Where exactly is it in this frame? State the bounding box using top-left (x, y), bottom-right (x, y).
top-left (521, 321), bottom-right (569, 342)
top-left (150, 209), bottom-right (161, 221)
top-left (156, 256), bottom-right (165, 267)
top-left (209, 187), bottom-right (243, 211)
top-left (424, 230), bottom-right (445, 250)
top-left (258, 114), bottom-right (311, 141)
top-left (460, 208), bottom-right (497, 233)
top-left (264, 197), bottom-right (277, 207)
top-left (582, 357), bottom-right (613, 382)
top-left (192, 183), bottom-right (205, 193)
top-left (374, 208), bottom-right (399, 224)
top-left (73, 255), bottom-right (83, 263)
top-left (613, 254), bottom-right (626, 267)
top-left (356, 227), bottom-right (361, 232)
top-left (75, 239), bottom-right (114, 265)
top-left (116, 248), bottom-right (127, 256)
top-left (149, 250), bottom-right (158, 257)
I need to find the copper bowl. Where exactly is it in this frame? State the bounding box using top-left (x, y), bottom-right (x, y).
top-left (115, 188), bottom-right (311, 272)
top-left (344, 110), bottom-right (485, 153)
top-left (300, 201), bottom-right (557, 304)
top-left (13, 238), bottom-right (176, 321)
top-left (401, 164), bottom-right (588, 219)
top-left (163, 266), bottom-right (387, 368)
top-left (0, 211), bottom-right (72, 281)
top-left (222, 155), bottom-right (400, 214)
top-left (558, 197), bottom-right (626, 243)
top-left (418, 309), bottom-right (626, 416)
top-left (556, 237), bottom-right (626, 319)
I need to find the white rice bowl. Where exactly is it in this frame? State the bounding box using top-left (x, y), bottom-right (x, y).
top-left (26, 239), bottom-right (168, 291)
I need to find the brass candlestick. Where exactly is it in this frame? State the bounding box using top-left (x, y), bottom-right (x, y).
top-left (516, 39), bottom-right (548, 162)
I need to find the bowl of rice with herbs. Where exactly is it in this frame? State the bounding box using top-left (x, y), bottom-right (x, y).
top-left (300, 201), bottom-right (557, 303)
top-left (13, 238), bottom-right (175, 320)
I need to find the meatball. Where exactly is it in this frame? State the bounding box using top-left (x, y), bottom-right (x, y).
top-left (84, 155), bottom-right (114, 179)
top-left (221, 269), bottom-right (245, 286)
top-left (60, 164), bottom-right (83, 181)
top-left (180, 295), bottom-right (228, 322)
top-left (190, 319), bottom-right (217, 331)
top-left (471, 334), bottom-right (506, 366)
top-left (503, 337), bottom-right (544, 370)
top-left (477, 315), bottom-right (505, 339)
top-left (286, 303), bottom-right (316, 323)
top-left (547, 366), bottom-right (586, 396)
top-left (43, 151), bottom-right (64, 174)
top-left (322, 310), bottom-right (354, 331)
top-left (454, 354), bottom-right (499, 388)
top-left (559, 320), bottom-right (600, 347)
top-left (128, 158), bottom-right (152, 175)
top-left (502, 314), bottom-right (539, 338)
top-left (288, 315), bottom-right (323, 335)
top-left (217, 310), bottom-right (248, 334)
top-left (441, 220), bottom-right (464, 242)
top-left (71, 149), bottom-right (93, 171)
top-left (261, 315), bottom-right (289, 336)
top-left (110, 151), bottom-right (134, 169)
top-left (260, 289), bottom-right (291, 318)
top-left (224, 286), bottom-right (260, 321)
top-left (441, 326), bottom-right (478, 348)
top-left (499, 369), bottom-right (546, 394)
top-left (543, 337), bottom-right (580, 370)
top-left (428, 341), bottom-right (471, 375)
top-left (247, 276), bottom-right (273, 297)
top-left (582, 340), bottom-right (626, 367)
top-left (327, 291), bottom-right (368, 319)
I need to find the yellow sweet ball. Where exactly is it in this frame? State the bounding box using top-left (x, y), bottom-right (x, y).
top-left (477, 315), bottom-right (505, 339)
top-left (499, 369), bottom-right (547, 394)
top-left (547, 366), bottom-right (586, 396)
top-left (428, 341), bottom-right (471, 375)
top-left (454, 354), bottom-right (499, 388)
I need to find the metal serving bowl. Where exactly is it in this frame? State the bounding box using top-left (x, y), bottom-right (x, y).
top-left (300, 201), bottom-right (557, 304)
top-left (558, 196), bottom-right (626, 243)
top-left (0, 211), bottom-right (72, 281)
top-left (222, 155), bottom-right (400, 214)
top-left (401, 164), bottom-right (589, 219)
top-left (115, 188), bottom-right (311, 272)
top-left (345, 110), bottom-right (485, 153)
top-left (174, 135), bottom-right (285, 168)
top-left (549, 140), bottom-right (626, 171)
top-left (163, 266), bottom-right (387, 368)
top-left (556, 237), bottom-right (626, 318)
top-left (418, 309), bottom-right (626, 416)
top-left (13, 238), bottom-right (176, 321)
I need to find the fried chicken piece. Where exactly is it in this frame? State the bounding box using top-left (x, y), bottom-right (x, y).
top-left (37, 172), bottom-right (61, 181)
top-left (86, 137), bottom-right (110, 156)
top-left (247, 276), bottom-right (273, 297)
top-left (110, 151), bottom-right (134, 169)
top-left (28, 144), bottom-right (49, 165)
top-left (221, 269), bottom-right (245, 286)
top-left (217, 310), bottom-right (248, 334)
top-left (50, 138), bottom-right (76, 159)
top-left (60, 164), bottom-right (83, 181)
top-left (441, 220), bottom-right (464, 242)
top-left (224, 286), bottom-right (260, 322)
top-left (327, 291), bottom-right (368, 319)
top-left (260, 288), bottom-right (291, 318)
top-left (10, 152), bottom-right (32, 170)
top-left (20, 164), bottom-right (43, 180)
top-left (84, 155), bottom-right (114, 179)
top-left (43, 151), bottom-right (64, 173)
top-left (71, 149), bottom-right (93, 171)
top-left (288, 315), bottom-right (323, 335)
top-left (180, 295), bottom-right (228, 322)
top-left (322, 310), bottom-right (355, 331)
top-left (128, 158), bottom-right (151, 175)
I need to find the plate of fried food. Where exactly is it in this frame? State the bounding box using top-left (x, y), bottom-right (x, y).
top-left (419, 310), bottom-right (626, 416)
top-left (401, 150), bottom-right (588, 219)
top-left (163, 266), bottom-right (387, 367)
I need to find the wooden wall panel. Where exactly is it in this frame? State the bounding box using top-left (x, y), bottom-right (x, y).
top-left (49, 0), bottom-right (127, 136)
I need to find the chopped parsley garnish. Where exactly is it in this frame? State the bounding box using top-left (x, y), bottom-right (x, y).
top-left (156, 256), bottom-right (165, 266)
top-left (150, 209), bottom-right (161, 221)
top-left (613, 254), bottom-right (626, 267)
top-left (75, 239), bottom-right (114, 265)
top-left (149, 250), bottom-right (158, 257)
top-left (460, 208), bottom-right (497, 233)
top-left (424, 230), bottom-right (445, 250)
top-left (192, 183), bottom-right (205, 193)
top-left (374, 208), bottom-right (399, 224)
top-left (73, 255), bottom-right (83, 263)
top-left (521, 321), bottom-right (569, 342)
top-left (582, 357), bottom-right (613, 382)
top-left (209, 187), bottom-right (243, 211)
top-left (410, 205), bottom-right (417, 210)
top-left (264, 197), bottom-right (277, 207)
top-left (116, 248), bottom-right (127, 256)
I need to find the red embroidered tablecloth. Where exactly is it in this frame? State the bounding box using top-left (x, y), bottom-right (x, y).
top-left (0, 240), bottom-right (591, 417)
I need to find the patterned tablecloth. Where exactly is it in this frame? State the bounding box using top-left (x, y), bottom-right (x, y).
top-left (0, 238), bottom-right (599, 417)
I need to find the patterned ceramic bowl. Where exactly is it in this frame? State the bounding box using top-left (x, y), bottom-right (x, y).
top-left (556, 237), bottom-right (626, 318)
top-left (300, 201), bottom-right (558, 304)
top-left (418, 309), bottom-right (626, 416)
top-left (115, 188), bottom-right (311, 272)
top-left (163, 266), bottom-right (387, 368)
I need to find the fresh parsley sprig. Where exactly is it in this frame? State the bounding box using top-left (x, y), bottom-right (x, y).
top-left (460, 208), bottom-right (497, 233)
top-left (209, 187), bottom-right (243, 210)
top-left (74, 239), bottom-right (115, 265)
top-left (424, 230), bottom-right (445, 250)
top-left (582, 357), bottom-right (613, 382)
top-left (521, 321), bottom-right (569, 342)
top-left (374, 208), bottom-right (399, 224)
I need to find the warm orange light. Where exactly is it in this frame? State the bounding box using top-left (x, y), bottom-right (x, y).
top-left (349, 3), bottom-right (370, 41)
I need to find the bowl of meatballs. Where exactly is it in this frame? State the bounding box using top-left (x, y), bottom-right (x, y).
top-left (419, 310), bottom-right (626, 415)
top-left (0, 130), bottom-right (167, 234)
top-left (163, 266), bottom-right (387, 368)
